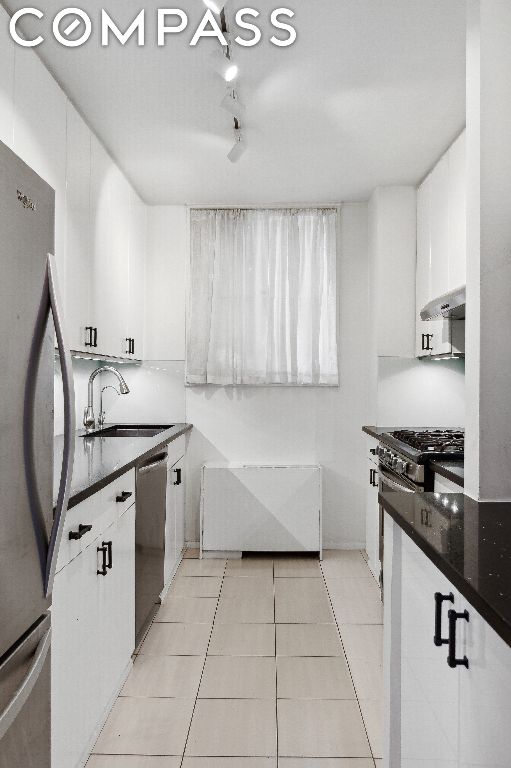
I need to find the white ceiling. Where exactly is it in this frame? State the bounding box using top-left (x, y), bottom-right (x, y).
top-left (4, 0), bottom-right (467, 205)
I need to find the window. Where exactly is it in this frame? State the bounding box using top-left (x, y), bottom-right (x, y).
top-left (186, 207), bottom-right (338, 386)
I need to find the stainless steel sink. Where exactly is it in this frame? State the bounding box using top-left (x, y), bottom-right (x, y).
top-left (84, 425), bottom-right (174, 438)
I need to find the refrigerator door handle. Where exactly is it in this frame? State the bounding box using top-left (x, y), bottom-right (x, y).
top-left (23, 254), bottom-right (75, 599)
top-left (46, 253), bottom-right (75, 597)
top-left (0, 627), bottom-right (51, 741)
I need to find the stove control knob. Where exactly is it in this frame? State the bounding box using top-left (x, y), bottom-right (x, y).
top-left (396, 459), bottom-right (408, 474)
top-left (391, 455), bottom-right (399, 469)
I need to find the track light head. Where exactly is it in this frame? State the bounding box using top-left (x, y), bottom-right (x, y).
top-left (227, 128), bottom-right (246, 163)
top-left (221, 88), bottom-right (245, 118)
top-left (203, 0), bottom-right (222, 14)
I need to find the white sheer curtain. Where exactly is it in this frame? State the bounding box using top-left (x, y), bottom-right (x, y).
top-left (186, 208), bottom-right (339, 386)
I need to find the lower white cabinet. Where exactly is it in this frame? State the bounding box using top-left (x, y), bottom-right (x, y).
top-left (52, 502), bottom-right (135, 768)
top-left (365, 436), bottom-right (380, 583)
top-left (164, 453), bottom-right (186, 589)
top-left (384, 515), bottom-right (511, 768)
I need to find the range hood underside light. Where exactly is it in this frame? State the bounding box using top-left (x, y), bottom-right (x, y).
top-left (420, 285), bottom-right (466, 321)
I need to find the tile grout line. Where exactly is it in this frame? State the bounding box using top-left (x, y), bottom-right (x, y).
top-left (274, 557), bottom-right (279, 763)
top-left (319, 551), bottom-right (377, 764)
top-left (179, 558), bottom-right (228, 767)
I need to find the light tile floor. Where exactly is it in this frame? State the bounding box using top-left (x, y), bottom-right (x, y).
top-left (89, 550), bottom-right (383, 767)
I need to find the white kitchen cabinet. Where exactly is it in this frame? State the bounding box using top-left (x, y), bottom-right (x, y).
top-left (448, 132), bottom-right (467, 290)
top-left (65, 103), bottom-right (93, 352)
top-left (365, 436), bottom-right (380, 583)
top-left (415, 131), bottom-right (466, 359)
top-left (126, 190), bottom-right (146, 360)
top-left (164, 452), bottom-right (186, 588)
top-left (459, 606), bottom-right (511, 768)
top-left (399, 532), bottom-right (460, 766)
top-left (52, 487), bottom-right (135, 768)
top-left (98, 504), bottom-right (135, 715)
top-left (429, 154), bottom-right (450, 301)
top-left (385, 516), bottom-right (511, 768)
top-left (52, 537), bottom-right (101, 768)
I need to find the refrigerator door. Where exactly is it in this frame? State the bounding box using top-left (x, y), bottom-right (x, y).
top-left (0, 142), bottom-right (54, 658)
top-left (0, 614), bottom-right (51, 768)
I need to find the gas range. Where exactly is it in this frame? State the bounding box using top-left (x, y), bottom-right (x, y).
top-left (377, 428), bottom-right (464, 491)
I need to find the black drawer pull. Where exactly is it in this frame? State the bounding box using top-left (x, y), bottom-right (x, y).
top-left (69, 524), bottom-right (93, 541)
top-left (97, 544), bottom-right (108, 576)
top-left (447, 609), bottom-right (469, 668)
top-left (116, 491), bottom-right (133, 503)
top-left (105, 541), bottom-right (113, 570)
top-left (434, 592), bottom-right (454, 646)
top-left (174, 468), bottom-right (182, 486)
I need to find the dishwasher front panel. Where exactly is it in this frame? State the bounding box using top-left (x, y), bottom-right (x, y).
top-left (135, 451), bottom-right (168, 644)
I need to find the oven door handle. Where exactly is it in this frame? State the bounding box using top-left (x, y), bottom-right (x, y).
top-left (378, 466), bottom-right (416, 493)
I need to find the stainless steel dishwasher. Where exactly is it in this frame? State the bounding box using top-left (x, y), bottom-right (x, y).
top-left (135, 449), bottom-right (168, 645)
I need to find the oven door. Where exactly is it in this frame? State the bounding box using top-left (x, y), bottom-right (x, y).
top-left (378, 464), bottom-right (418, 590)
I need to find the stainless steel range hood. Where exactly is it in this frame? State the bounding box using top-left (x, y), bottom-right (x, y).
top-left (420, 284), bottom-right (466, 321)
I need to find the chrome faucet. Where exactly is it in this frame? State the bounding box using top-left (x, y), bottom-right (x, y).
top-left (83, 366), bottom-right (130, 432)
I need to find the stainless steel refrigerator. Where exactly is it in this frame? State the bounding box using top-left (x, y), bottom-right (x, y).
top-left (0, 141), bottom-right (75, 766)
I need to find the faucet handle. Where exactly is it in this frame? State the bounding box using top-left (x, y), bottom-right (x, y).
top-left (83, 406), bottom-right (96, 431)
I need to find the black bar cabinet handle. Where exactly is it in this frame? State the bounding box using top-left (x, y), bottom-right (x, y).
top-left (447, 608), bottom-right (469, 668)
top-left (97, 544), bottom-right (108, 576)
top-left (370, 448), bottom-right (377, 455)
top-left (116, 491), bottom-right (133, 503)
top-left (85, 326), bottom-right (94, 347)
top-left (369, 468), bottom-right (374, 487)
top-left (69, 524), bottom-right (93, 541)
top-left (131, 338), bottom-right (135, 355)
top-left (434, 592), bottom-right (454, 646)
top-left (174, 468), bottom-right (182, 486)
top-left (93, 327), bottom-right (98, 348)
top-left (105, 541), bottom-right (113, 570)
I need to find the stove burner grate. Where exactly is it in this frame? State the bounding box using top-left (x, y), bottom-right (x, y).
top-left (392, 429), bottom-right (465, 454)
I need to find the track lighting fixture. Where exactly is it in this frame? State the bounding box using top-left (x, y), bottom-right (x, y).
top-left (209, 48), bottom-right (238, 82)
top-left (221, 87), bottom-right (245, 118)
top-left (227, 127), bottom-right (246, 163)
top-left (202, 0), bottom-right (222, 14)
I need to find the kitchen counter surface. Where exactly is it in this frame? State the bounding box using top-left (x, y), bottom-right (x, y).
top-left (54, 423), bottom-right (192, 509)
top-left (380, 490), bottom-right (511, 647)
top-left (430, 460), bottom-right (464, 487)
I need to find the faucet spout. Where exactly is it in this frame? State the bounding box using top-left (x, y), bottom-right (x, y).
top-left (84, 366), bottom-right (130, 432)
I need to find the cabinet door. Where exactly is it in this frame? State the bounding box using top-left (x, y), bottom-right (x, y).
top-left (127, 190), bottom-right (146, 360)
top-left (365, 459), bottom-right (380, 582)
top-left (429, 154), bottom-right (450, 300)
top-left (52, 543), bottom-right (101, 768)
top-left (416, 176), bottom-right (434, 357)
top-left (90, 136), bottom-right (112, 356)
top-left (458, 605), bottom-right (511, 768)
top-left (173, 457), bottom-right (185, 561)
top-left (108, 167), bottom-right (131, 358)
top-left (65, 103), bottom-right (92, 352)
top-left (99, 505), bottom-right (135, 712)
top-left (164, 467), bottom-right (178, 586)
top-left (448, 131), bottom-right (467, 290)
top-left (400, 534), bottom-right (460, 767)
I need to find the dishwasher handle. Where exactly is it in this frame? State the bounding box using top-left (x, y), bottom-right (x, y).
top-left (138, 452), bottom-right (168, 474)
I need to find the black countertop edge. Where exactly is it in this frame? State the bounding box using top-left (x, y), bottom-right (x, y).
top-left (57, 424), bottom-right (193, 511)
top-left (430, 460), bottom-right (464, 487)
top-left (380, 491), bottom-right (511, 649)
top-left (362, 425), bottom-right (392, 439)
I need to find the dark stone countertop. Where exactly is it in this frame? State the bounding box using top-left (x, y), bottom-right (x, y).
top-left (380, 490), bottom-right (511, 647)
top-left (54, 423), bottom-right (192, 509)
top-left (430, 460), bottom-right (464, 487)
top-left (362, 425), bottom-right (399, 439)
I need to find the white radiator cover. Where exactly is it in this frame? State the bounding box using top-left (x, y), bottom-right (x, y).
top-left (200, 463), bottom-right (322, 556)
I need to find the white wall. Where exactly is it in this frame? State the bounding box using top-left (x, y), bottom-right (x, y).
top-left (54, 358), bottom-right (99, 436)
top-left (184, 204), bottom-right (372, 548)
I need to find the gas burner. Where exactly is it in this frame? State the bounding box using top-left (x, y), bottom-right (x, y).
top-left (391, 429), bottom-right (465, 455)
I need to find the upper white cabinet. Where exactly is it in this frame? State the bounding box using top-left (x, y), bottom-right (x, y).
top-left (65, 130), bottom-right (146, 359)
top-left (416, 130), bottom-right (466, 358)
top-left (369, 187), bottom-right (417, 359)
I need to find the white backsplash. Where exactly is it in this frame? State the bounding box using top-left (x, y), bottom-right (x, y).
top-left (54, 357), bottom-right (100, 436)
